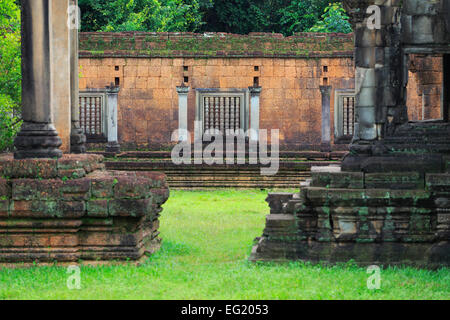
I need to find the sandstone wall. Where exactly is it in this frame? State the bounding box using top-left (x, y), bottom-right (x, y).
top-left (77, 32), bottom-right (438, 150)
top-left (78, 32), bottom-right (354, 150)
top-left (79, 56), bottom-right (355, 150)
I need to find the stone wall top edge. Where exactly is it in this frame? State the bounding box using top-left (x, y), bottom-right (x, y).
top-left (80, 31), bottom-right (354, 40)
top-left (79, 51), bottom-right (355, 59)
top-left (79, 31), bottom-right (355, 57)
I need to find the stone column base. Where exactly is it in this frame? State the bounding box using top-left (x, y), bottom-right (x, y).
top-left (106, 141), bottom-right (121, 153)
top-left (70, 127), bottom-right (87, 154)
top-left (320, 143), bottom-right (331, 153)
top-left (14, 122), bottom-right (63, 159)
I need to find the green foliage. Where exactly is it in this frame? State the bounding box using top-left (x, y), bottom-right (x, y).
top-left (0, 0), bottom-right (21, 152)
top-left (79, 0), bottom-right (350, 35)
top-left (79, 0), bottom-right (205, 32)
top-left (200, 0), bottom-right (286, 34)
top-left (309, 2), bottom-right (352, 33)
top-left (278, 0), bottom-right (330, 35)
top-left (0, 95), bottom-right (21, 152)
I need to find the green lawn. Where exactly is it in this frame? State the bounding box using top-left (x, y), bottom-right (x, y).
top-left (0, 189), bottom-right (449, 300)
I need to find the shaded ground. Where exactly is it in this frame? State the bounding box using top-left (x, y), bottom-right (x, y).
top-left (0, 189), bottom-right (449, 300)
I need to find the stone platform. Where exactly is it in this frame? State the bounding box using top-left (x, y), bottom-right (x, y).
top-left (0, 154), bottom-right (169, 263)
top-left (250, 167), bottom-right (450, 268)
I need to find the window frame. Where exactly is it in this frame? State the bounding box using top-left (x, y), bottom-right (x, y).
top-left (334, 89), bottom-right (356, 144)
top-left (79, 89), bottom-right (108, 143)
top-left (195, 88), bottom-right (250, 141)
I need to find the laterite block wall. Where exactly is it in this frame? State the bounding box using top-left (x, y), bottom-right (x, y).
top-left (78, 32), bottom-right (433, 150)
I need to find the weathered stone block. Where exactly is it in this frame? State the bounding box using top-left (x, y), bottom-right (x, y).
top-left (59, 201), bottom-right (86, 218)
top-left (108, 198), bottom-right (152, 217)
top-left (365, 172), bottom-right (424, 189)
top-left (90, 176), bottom-right (115, 199)
top-left (311, 172), bottom-right (364, 189)
top-left (114, 177), bottom-right (150, 199)
top-left (388, 189), bottom-right (432, 207)
top-left (0, 179), bottom-right (10, 198)
top-left (10, 200), bottom-right (61, 218)
top-left (151, 187), bottom-right (170, 205)
top-left (60, 178), bottom-right (91, 201)
top-left (335, 218), bottom-right (358, 241)
top-left (87, 200), bottom-right (109, 217)
top-left (426, 173), bottom-right (450, 191)
top-left (266, 193), bottom-right (295, 214)
top-left (10, 158), bottom-right (58, 179)
top-left (140, 171), bottom-right (168, 188)
top-left (0, 200), bottom-right (9, 217)
top-left (12, 179), bottom-right (61, 200)
top-left (58, 168), bottom-right (86, 179)
top-left (57, 154), bottom-right (104, 175)
top-left (437, 211), bottom-right (450, 240)
top-left (264, 214), bottom-right (298, 241)
top-left (328, 189), bottom-right (369, 207)
top-left (306, 187), bottom-right (328, 203)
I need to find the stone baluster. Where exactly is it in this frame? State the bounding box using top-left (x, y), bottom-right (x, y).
top-left (320, 85), bottom-right (332, 152)
top-left (176, 85), bottom-right (190, 142)
top-left (105, 85), bottom-right (121, 153)
top-left (249, 86), bottom-right (262, 144)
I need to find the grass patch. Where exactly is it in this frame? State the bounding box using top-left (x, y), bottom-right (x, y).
top-left (0, 189), bottom-right (449, 300)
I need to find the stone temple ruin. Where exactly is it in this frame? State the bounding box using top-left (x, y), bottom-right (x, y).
top-left (0, 0), bottom-right (169, 263)
top-left (251, 0), bottom-right (450, 267)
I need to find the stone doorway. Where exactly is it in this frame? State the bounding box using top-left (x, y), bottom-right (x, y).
top-left (406, 53), bottom-right (445, 121)
top-left (444, 54), bottom-right (450, 122)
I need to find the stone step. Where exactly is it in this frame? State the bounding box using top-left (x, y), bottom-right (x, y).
top-left (168, 184), bottom-right (302, 189)
top-left (90, 151), bottom-right (348, 160)
top-left (167, 176), bottom-right (307, 181)
top-left (103, 159), bottom-right (335, 188)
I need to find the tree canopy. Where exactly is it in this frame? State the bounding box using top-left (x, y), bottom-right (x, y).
top-left (79, 0), bottom-right (206, 32)
top-left (0, 0), bottom-right (22, 151)
top-left (79, 0), bottom-right (351, 35)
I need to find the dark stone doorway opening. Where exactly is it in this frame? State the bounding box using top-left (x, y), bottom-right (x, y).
top-left (444, 54), bottom-right (450, 122)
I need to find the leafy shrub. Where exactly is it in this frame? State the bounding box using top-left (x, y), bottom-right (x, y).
top-left (0, 0), bottom-right (21, 152)
top-left (278, 0), bottom-right (330, 35)
top-left (79, 0), bottom-right (205, 32)
top-left (0, 95), bottom-right (22, 152)
top-left (309, 2), bottom-right (352, 34)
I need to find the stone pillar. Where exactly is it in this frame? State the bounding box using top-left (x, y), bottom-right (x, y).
top-left (69, 0), bottom-right (86, 153)
top-left (249, 86), bottom-right (262, 143)
top-left (14, 0), bottom-right (63, 159)
top-left (320, 85), bottom-right (332, 152)
top-left (342, 0), bottom-right (404, 168)
top-left (176, 85), bottom-right (190, 142)
top-left (50, 0), bottom-right (71, 153)
top-left (106, 86), bottom-right (121, 153)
